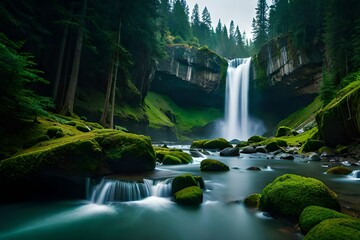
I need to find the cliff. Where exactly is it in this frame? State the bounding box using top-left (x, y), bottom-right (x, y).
top-left (151, 45), bottom-right (228, 108)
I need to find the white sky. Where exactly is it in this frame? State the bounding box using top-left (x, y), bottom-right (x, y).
top-left (185, 0), bottom-right (272, 41)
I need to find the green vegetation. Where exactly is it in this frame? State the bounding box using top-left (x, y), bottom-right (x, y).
top-left (300, 139), bottom-right (325, 153)
top-left (154, 147), bottom-right (192, 164)
top-left (276, 126), bottom-right (293, 137)
top-left (326, 166), bottom-right (352, 175)
top-left (200, 159), bottom-right (230, 172)
top-left (304, 218), bottom-right (360, 240)
top-left (259, 174), bottom-right (340, 220)
top-left (173, 186), bottom-right (203, 206)
top-left (172, 174), bottom-right (198, 195)
top-left (299, 206), bottom-right (353, 234)
top-left (265, 138), bottom-right (288, 152)
top-left (248, 135), bottom-right (267, 144)
top-left (244, 193), bottom-right (261, 208)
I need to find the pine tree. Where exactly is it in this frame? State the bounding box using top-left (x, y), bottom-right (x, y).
top-left (252, 0), bottom-right (269, 52)
top-left (169, 0), bottom-right (190, 40)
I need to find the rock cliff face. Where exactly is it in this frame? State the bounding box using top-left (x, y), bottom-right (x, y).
top-left (252, 35), bottom-right (323, 129)
top-left (151, 45), bottom-right (228, 108)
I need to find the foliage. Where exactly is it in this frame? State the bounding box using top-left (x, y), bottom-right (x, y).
top-left (200, 159), bottom-right (230, 172)
top-left (252, 0), bottom-right (269, 52)
top-left (260, 174), bottom-right (340, 220)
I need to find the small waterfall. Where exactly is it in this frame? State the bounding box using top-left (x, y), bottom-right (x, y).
top-left (224, 58), bottom-right (252, 140)
top-left (90, 177), bottom-right (173, 204)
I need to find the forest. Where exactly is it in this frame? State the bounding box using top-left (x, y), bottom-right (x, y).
top-left (0, 0), bottom-right (360, 239)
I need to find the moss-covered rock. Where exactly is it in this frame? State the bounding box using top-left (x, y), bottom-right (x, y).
top-left (100, 132), bottom-right (156, 173)
top-left (155, 147), bottom-right (192, 164)
top-left (190, 139), bottom-right (209, 149)
top-left (304, 218), bottom-right (360, 240)
top-left (194, 176), bottom-right (205, 189)
top-left (76, 124), bottom-right (91, 132)
top-left (276, 126), bottom-right (293, 137)
top-left (259, 174), bottom-right (340, 220)
top-left (173, 186), bottom-right (203, 206)
top-left (326, 166), bottom-right (352, 175)
top-left (203, 138), bottom-right (232, 150)
top-left (47, 127), bottom-right (64, 138)
top-left (301, 139), bottom-right (325, 153)
top-left (172, 174), bottom-right (198, 195)
top-left (248, 135), bottom-right (267, 143)
top-left (265, 139), bottom-right (288, 152)
top-left (244, 193), bottom-right (261, 208)
top-left (236, 141), bottom-right (249, 148)
top-left (299, 206), bottom-right (353, 234)
top-left (163, 155), bottom-right (182, 165)
top-left (200, 159), bottom-right (230, 171)
top-left (316, 81), bottom-right (360, 147)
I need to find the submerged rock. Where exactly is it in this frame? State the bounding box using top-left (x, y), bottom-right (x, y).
top-left (259, 174), bottom-right (340, 220)
top-left (246, 166), bottom-right (261, 171)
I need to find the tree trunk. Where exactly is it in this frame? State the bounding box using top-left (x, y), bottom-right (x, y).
top-left (100, 54), bottom-right (115, 127)
top-left (53, 25), bottom-right (68, 102)
top-left (60, 0), bottom-right (88, 116)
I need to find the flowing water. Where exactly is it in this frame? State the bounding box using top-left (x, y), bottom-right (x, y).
top-left (223, 58), bottom-right (264, 140)
top-left (1, 152), bottom-right (359, 240)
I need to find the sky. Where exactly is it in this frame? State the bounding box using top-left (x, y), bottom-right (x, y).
top-left (185, 0), bottom-right (272, 40)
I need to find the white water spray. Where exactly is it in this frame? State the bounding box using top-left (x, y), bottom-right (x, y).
top-left (223, 58), bottom-right (252, 140)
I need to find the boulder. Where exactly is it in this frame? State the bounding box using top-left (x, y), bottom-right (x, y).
top-left (155, 147), bottom-right (192, 164)
top-left (276, 126), bottom-right (293, 137)
top-left (244, 193), bottom-right (261, 208)
top-left (203, 138), bottom-right (232, 150)
top-left (163, 155), bottom-right (182, 165)
top-left (248, 135), bottom-right (267, 143)
top-left (220, 147), bottom-right (240, 156)
top-left (316, 81), bottom-right (360, 147)
top-left (240, 146), bottom-right (256, 154)
top-left (308, 152), bottom-right (320, 161)
top-left (190, 139), bottom-right (209, 149)
top-left (259, 174), bottom-right (340, 220)
top-left (200, 159), bottom-right (230, 172)
top-left (301, 139), bottom-right (325, 153)
top-left (246, 166), bottom-right (261, 171)
top-left (326, 166), bottom-right (352, 175)
top-left (299, 206), bottom-right (353, 234)
top-left (279, 153), bottom-right (295, 160)
top-left (172, 174), bottom-right (198, 195)
top-left (173, 186), bottom-right (203, 206)
top-left (304, 218), bottom-right (360, 240)
top-left (255, 146), bottom-right (267, 153)
top-left (265, 139), bottom-right (288, 152)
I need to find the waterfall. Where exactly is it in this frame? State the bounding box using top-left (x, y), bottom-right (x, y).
top-left (90, 177), bottom-right (173, 204)
top-left (224, 58), bottom-right (252, 140)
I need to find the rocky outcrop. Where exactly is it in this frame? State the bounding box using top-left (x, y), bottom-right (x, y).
top-left (316, 81), bottom-right (360, 147)
top-left (152, 45), bottom-right (228, 108)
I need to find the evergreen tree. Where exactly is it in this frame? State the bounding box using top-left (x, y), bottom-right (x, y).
top-left (169, 0), bottom-right (190, 40)
top-left (191, 3), bottom-right (201, 39)
top-left (252, 0), bottom-right (268, 52)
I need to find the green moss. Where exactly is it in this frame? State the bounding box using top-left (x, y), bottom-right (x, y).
top-left (194, 176), bottom-right (205, 189)
top-left (326, 166), bottom-right (352, 175)
top-left (244, 193), bottom-right (261, 208)
top-left (265, 139), bottom-right (288, 152)
top-left (47, 127), bottom-right (64, 138)
top-left (173, 186), bottom-right (203, 206)
top-left (276, 126), bottom-right (293, 137)
top-left (299, 206), bottom-right (353, 234)
top-left (203, 138), bottom-right (232, 150)
top-left (248, 135), bottom-right (267, 144)
top-left (155, 147), bottom-right (192, 164)
top-left (76, 124), bottom-right (91, 132)
top-left (200, 159), bottom-right (230, 172)
top-left (172, 174), bottom-right (198, 195)
top-left (301, 139), bottom-right (325, 153)
top-left (163, 155), bottom-right (182, 165)
top-left (191, 139), bottom-right (209, 148)
top-left (259, 174), bottom-right (340, 220)
top-left (236, 141), bottom-right (249, 148)
top-left (304, 218), bottom-right (360, 240)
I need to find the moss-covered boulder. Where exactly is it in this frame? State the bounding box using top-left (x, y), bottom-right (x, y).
top-left (244, 193), bottom-right (261, 208)
top-left (203, 138), bottom-right (232, 150)
top-left (173, 186), bottom-right (203, 206)
top-left (265, 139), bottom-right (288, 152)
top-left (299, 206), bottom-right (353, 234)
top-left (190, 139), bottom-right (209, 149)
top-left (316, 81), bottom-right (360, 147)
top-left (47, 127), bottom-right (64, 138)
top-left (301, 139), bottom-right (325, 153)
top-left (100, 132), bottom-right (156, 173)
top-left (163, 155), bottom-right (182, 165)
top-left (172, 174), bottom-right (198, 195)
top-left (276, 126), bottom-right (293, 137)
top-left (155, 147), bottom-right (192, 164)
top-left (248, 135), bottom-right (267, 143)
top-left (304, 218), bottom-right (360, 240)
top-left (326, 166), bottom-right (352, 175)
top-left (200, 159), bottom-right (230, 171)
top-left (259, 174), bottom-right (340, 220)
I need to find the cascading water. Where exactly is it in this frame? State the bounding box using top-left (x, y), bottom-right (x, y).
top-left (90, 177), bottom-right (173, 204)
top-left (223, 58), bottom-right (252, 140)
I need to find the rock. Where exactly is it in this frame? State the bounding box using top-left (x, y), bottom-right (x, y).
top-left (190, 139), bottom-right (209, 149)
top-left (301, 139), bottom-right (325, 153)
top-left (173, 186), bottom-right (203, 206)
top-left (259, 174), bottom-right (340, 220)
top-left (265, 139), bottom-right (288, 152)
top-left (276, 126), bottom-right (293, 137)
top-left (240, 146), bottom-right (256, 154)
top-left (244, 193), bottom-right (261, 208)
top-left (248, 135), bottom-right (267, 143)
top-left (299, 206), bottom-right (353, 234)
top-left (200, 159), bottom-right (230, 172)
top-left (203, 138), bottom-right (232, 150)
top-left (280, 154), bottom-right (294, 160)
top-left (47, 127), bottom-right (64, 138)
top-left (326, 166), bottom-right (352, 175)
top-left (189, 150), bottom-right (203, 158)
top-left (319, 147), bottom-right (336, 158)
top-left (246, 166), bottom-right (261, 171)
top-left (163, 155), bottom-right (182, 165)
top-left (76, 124), bottom-right (91, 132)
top-left (229, 139), bottom-right (241, 144)
top-left (236, 141), bottom-right (249, 148)
top-left (172, 174), bottom-right (198, 195)
top-left (304, 218), bottom-right (360, 240)
top-left (316, 81), bottom-right (360, 147)
top-left (194, 176), bottom-right (206, 189)
top-left (155, 147), bottom-right (192, 164)
top-left (220, 147), bottom-right (239, 156)
top-left (308, 152), bottom-right (320, 161)
top-left (255, 146), bottom-right (267, 153)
